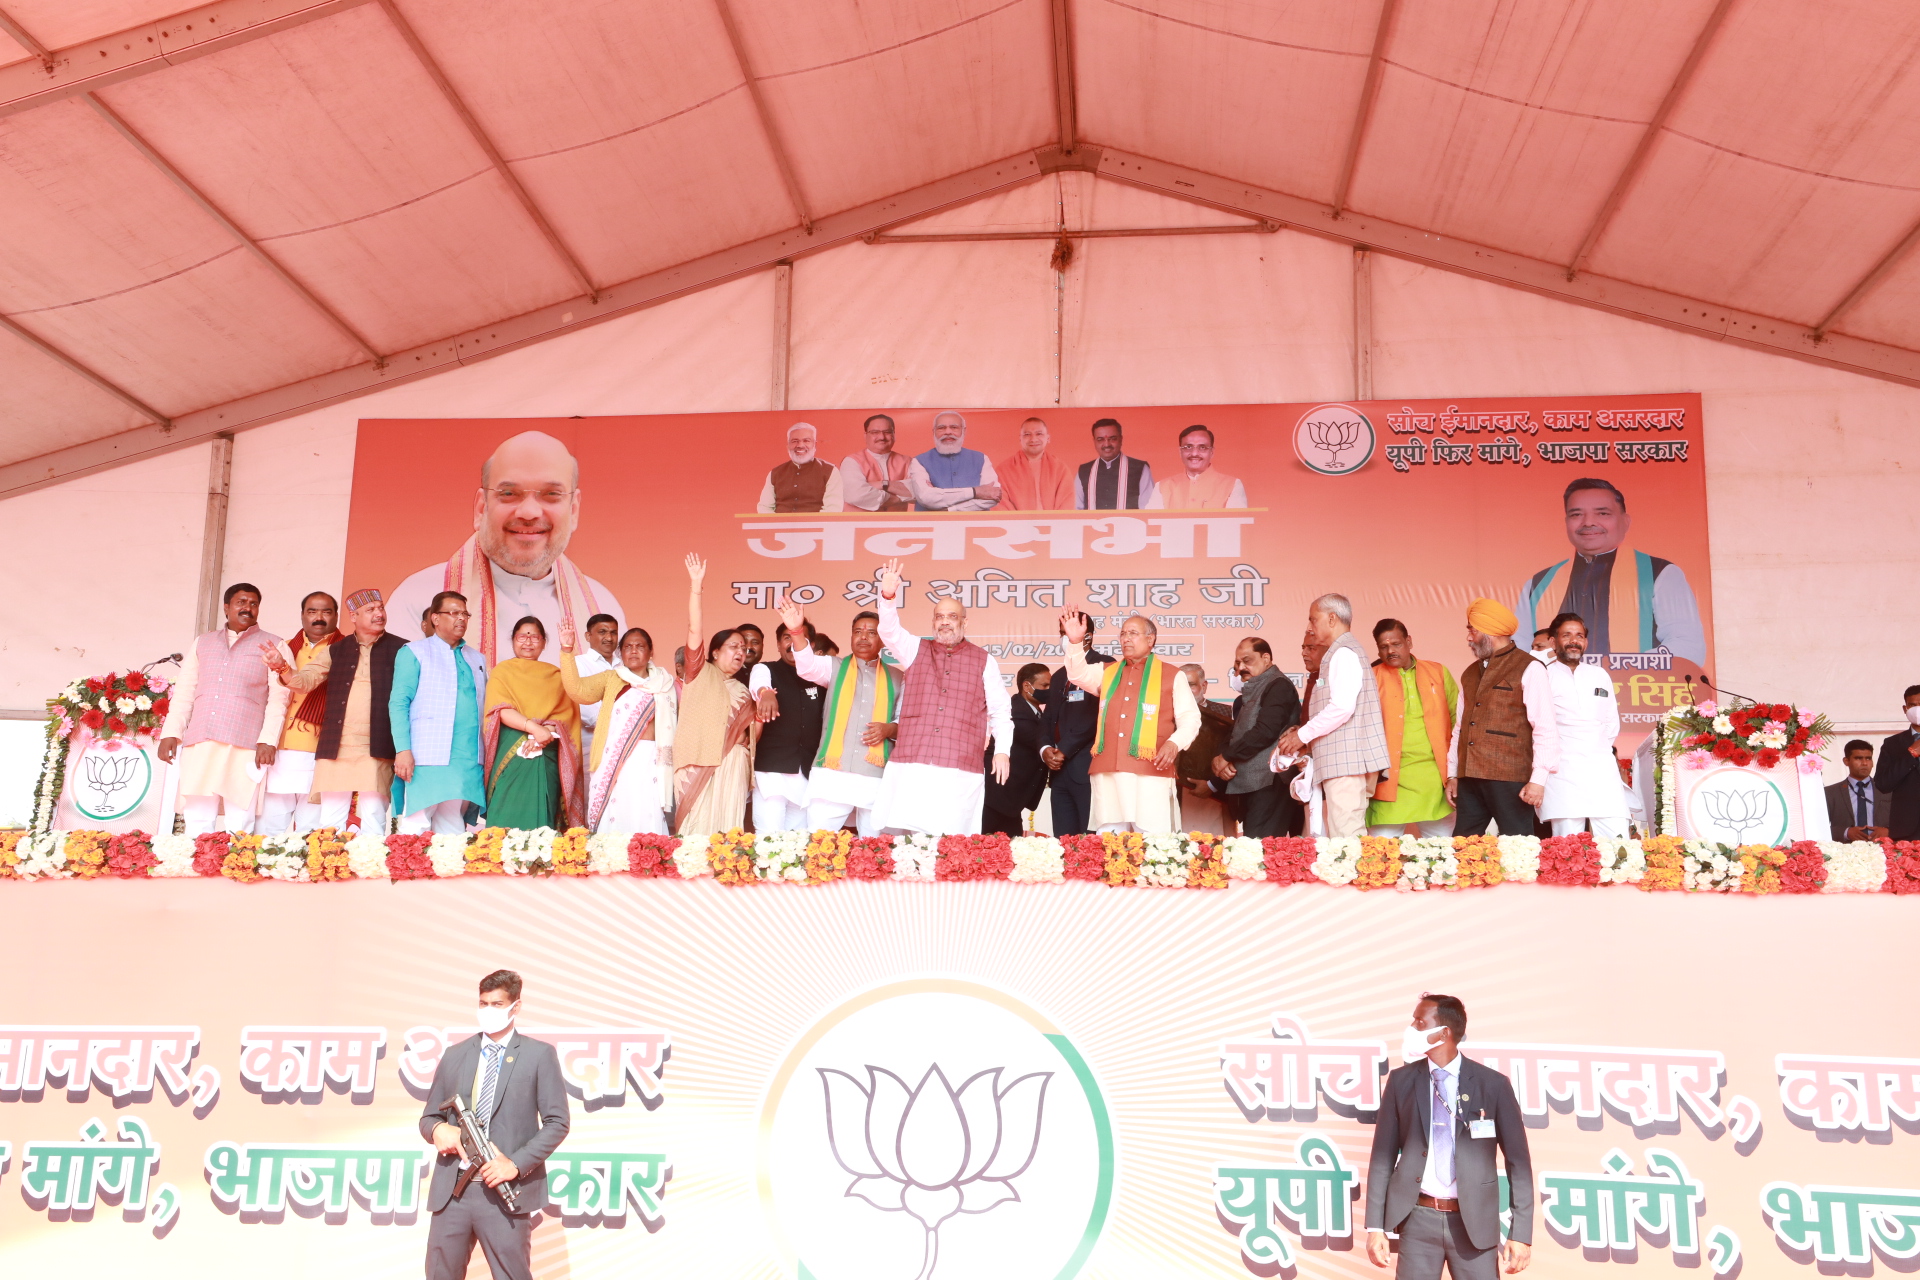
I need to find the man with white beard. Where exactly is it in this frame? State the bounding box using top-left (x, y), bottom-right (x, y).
top-left (756, 422), bottom-right (844, 513)
top-left (1537, 612), bottom-right (1628, 839)
top-left (907, 411), bottom-right (1002, 512)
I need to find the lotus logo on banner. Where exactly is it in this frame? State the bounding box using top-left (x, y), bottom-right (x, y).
top-left (1292, 404), bottom-right (1376, 475)
top-left (71, 737), bottom-right (154, 823)
top-left (761, 979), bottom-right (1112, 1280)
top-left (1688, 768), bottom-right (1788, 846)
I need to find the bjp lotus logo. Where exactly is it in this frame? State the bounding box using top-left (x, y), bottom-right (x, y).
top-left (1701, 789), bottom-right (1769, 844)
top-left (72, 738), bottom-right (153, 822)
top-left (1685, 769), bottom-right (1788, 846)
top-left (820, 1064), bottom-right (1051, 1279)
top-left (1293, 404), bottom-right (1376, 475)
top-left (761, 980), bottom-right (1112, 1280)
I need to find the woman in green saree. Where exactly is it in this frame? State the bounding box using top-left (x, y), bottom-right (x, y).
top-left (482, 616), bottom-right (584, 829)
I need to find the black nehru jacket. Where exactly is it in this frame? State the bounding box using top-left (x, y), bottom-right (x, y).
top-left (316, 632), bottom-right (407, 761)
top-left (1039, 649), bottom-right (1114, 760)
top-left (757, 659), bottom-right (825, 776)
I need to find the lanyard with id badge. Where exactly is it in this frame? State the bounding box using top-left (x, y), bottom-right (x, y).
top-left (1458, 1086), bottom-right (1496, 1139)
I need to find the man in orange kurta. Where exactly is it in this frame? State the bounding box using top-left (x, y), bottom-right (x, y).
top-left (995, 416), bottom-right (1076, 511)
top-left (1145, 423), bottom-right (1248, 509)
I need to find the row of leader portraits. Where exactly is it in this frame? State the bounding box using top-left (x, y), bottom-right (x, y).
top-left (157, 426), bottom-right (1704, 852)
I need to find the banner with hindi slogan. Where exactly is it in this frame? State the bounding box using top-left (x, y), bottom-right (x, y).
top-left (342, 394), bottom-right (1714, 751)
top-left (1, 878), bottom-right (1912, 1278)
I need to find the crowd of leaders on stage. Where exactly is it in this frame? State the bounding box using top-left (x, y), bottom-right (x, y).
top-left (156, 558), bottom-right (1915, 847)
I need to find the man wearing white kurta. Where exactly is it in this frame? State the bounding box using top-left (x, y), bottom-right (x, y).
top-left (777, 600), bottom-right (901, 837)
top-left (573, 613), bottom-right (620, 778)
top-left (1538, 613), bottom-right (1627, 839)
top-left (156, 583), bottom-right (295, 836)
top-left (1058, 612), bottom-right (1201, 832)
top-left (870, 558), bottom-right (1012, 835)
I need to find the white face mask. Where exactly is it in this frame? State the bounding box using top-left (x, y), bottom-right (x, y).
top-left (476, 1001), bottom-right (517, 1035)
top-left (1402, 1023), bottom-right (1445, 1063)
top-left (1907, 706), bottom-right (1920, 728)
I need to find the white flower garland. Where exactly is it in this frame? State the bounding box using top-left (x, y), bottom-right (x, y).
top-left (1221, 836), bottom-right (1265, 881)
top-left (1822, 841), bottom-right (1887, 893)
top-left (254, 834), bottom-right (311, 882)
top-left (345, 833), bottom-right (391, 880)
top-left (150, 833), bottom-right (197, 878)
top-left (891, 833), bottom-right (939, 881)
top-left (14, 833), bottom-right (69, 879)
top-left (671, 839), bottom-right (712, 879)
top-left (1596, 838), bottom-right (1646, 885)
top-left (427, 833), bottom-right (470, 878)
top-left (753, 831), bottom-right (810, 883)
top-left (1496, 835), bottom-right (1541, 883)
top-left (502, 828), bottom-right (556, 876)
top-left (586, 831), bottom-right (629, 876)
top-left (1008, 836), bottom-right (1065, 884)
top-left (1400, 837), bottom-right (1457, 890)
top-left (1682, 841), bottom-right (1743, 892)
top-left (1312, 837), bottom-right (1361, 886)
top-left (1139, 832), bottom-right (1191, 887)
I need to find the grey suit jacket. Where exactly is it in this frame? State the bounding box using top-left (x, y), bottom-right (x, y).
top-left (418, 1031), bottom-right (571, 1214)
top-left (1365, 1056), bottom-right (1534, 1250)
top-left (1826, 778), bottom-right (1894, 841)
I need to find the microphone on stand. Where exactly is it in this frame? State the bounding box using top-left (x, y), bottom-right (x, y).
top-left (141, 653), bottom-right (183, 674)
top-left (1684, 673), bottom-right (1756, 707)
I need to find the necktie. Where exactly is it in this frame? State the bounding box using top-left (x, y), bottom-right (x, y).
top-left (1856, 781), bottom-right (1870, 830)
top-left (476, 1042), bottom-right (503, 1135)
top-left (1431, 1067), bottom-right (1455, 1187)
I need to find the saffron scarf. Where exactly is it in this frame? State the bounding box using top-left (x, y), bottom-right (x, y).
top-left (1525, 543), bottom-right (1654, 652)
top-left (815, 657), bottom-right (900, 771)
top-left (286, 630), bottom-right (342, 731)
top-left (1096, 653), bottom-right (1166, 759)
top-left (481, 657), bottom-right (585, 828)
top-left (443, 534), bottom-right (602, 668)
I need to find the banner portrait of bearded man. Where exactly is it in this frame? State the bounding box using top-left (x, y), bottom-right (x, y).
top-left (388, 430), bottom-right (625, 670)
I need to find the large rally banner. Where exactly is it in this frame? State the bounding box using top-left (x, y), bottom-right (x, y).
top-left (343, 396), bottom-right (1713, 748)
top-left (3, 879), bottom-right (1914, 1278)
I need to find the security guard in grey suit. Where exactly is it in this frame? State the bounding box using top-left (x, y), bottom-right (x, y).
top-left (420, 970), bottom-right (571, 1280)
top-left (1366, 993), bottom-right (1534, 1278)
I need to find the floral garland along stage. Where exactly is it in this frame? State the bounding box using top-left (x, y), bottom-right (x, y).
top-left (0, 827), bottom-right (1913, 895)
top-left (31, 668), bottom-right (175, 834)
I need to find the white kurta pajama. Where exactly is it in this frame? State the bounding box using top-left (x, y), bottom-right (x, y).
top-left (160, 628), bottom-right (296, 834)
top-left (792, 647), bottom-right (897, 836)
top-left (869, 598), bottom-right (1013, 836)
top-left (1062, 645), bottom-right (1202, 833)
top-left (1540, 658), bottom-right (1627, 838)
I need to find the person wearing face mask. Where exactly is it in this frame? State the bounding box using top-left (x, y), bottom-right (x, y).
top-left (421, 969), bottom-right (570, 1280)
top-left (1874, 684), bottom-right (1920, 842)
top-left (870, 557), bottom-right (1014, 836)
top-left (672, 555), bottom-right (756, 837)
top-left (1366, 993), bottom-right (1533, 1279)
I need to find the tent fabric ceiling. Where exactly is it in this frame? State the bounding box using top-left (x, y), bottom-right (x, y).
top-left (4, 0), bottom-right (1920, 486)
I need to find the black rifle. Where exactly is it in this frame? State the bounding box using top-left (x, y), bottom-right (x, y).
top-left (443, 1092), bottom-right (518, 1211)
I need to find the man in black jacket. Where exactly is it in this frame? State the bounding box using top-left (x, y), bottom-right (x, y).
top-left (1213, 637), bottom-right (1300, 837)
top-left (749, 618), bottom-right (826, 831)
top-left (1366, 993), bottom-right (1533, 1278)
top-left (985, 664), bottom-right (1052, 835)
top-left (1039, 613), bottom-right (1112, 835)
top-left (285, 587), bottom-right (407, 834)
top-left (1874, 685), bottom-right (1920, 842)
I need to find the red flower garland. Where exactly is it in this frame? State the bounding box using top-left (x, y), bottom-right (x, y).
top-left (191, 831), bottom-right (231, 878)
top-left (935, 833), bottom-right (1013, 881)
top-left (1059, 834), bottom-right (1107, 881)
top-left (385, 833), bottom-right (436, 880)
top-left (626, 833), bottom-right (683, 878)
top-left (1777, 841), bottom-right (1828, 894)
top-left (104, 831), bottom-right (157, 879)
top-left (1537, 832), bottom-right (1602, 887)
top-left (1883, 840), bottom-right (1920, 895)
top-left (1260, 837), bottom-right (1320, 885)
top-left (845, 835), bottom-right (897, 880)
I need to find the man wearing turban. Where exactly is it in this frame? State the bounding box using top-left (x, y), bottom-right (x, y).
top-left (1446, 599), bottom-right (1560, 837)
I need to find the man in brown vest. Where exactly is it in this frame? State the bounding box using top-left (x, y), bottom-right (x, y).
top-left (756, 422), bottom-right (844, 513)
top-left (1445, 599), bottom-right (1560, 837)
top-left (1058, 611), bottom-right (1201, 832)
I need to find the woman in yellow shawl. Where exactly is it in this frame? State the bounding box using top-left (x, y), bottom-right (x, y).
top-left (483, 616), bottom-right (584, 829)
top-left (673, 554), bottom-right (755, 836)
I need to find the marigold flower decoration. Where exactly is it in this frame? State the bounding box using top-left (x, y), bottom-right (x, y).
top-left (1184, 832), bottom-right (1228, 889)
top-left (708, 829), bottom-right (757, 885)
top-left (0, 830), bottom-right (22, 879)
top-left (1059, 834), bottom-right (1106, 881)
top-left (1101, 831), bottom-right (1144, 887)
top-left (1736, 843), bottom-right (1787, 894)
top-left (845, 834), bottom-right (896, 880)
top-left (1776, 841), bottom-right (1828, 894)
top-left (63, 830), bottom-right (111, 880)
top-left (804, 828), bottom-right (851, 885)
top-left (1352, 837), bottom-right (1403, 891)
top-left (384, 833), bottom-right (436, 880)
top-left (626, 833), bottom-right (682, 878)
top-left (551, 827), bottom-right (591, 877)
top-left (1259, 837), bottom-right (1319, 885)
top-left (1639, 835), bottom-right (1686, 892)
top-left (192, 831), bottom-right (231, 877)
top-left (464, 827), bottom-right (506, 874)
top-left (303, 827), bottom-right (352, 882)
top-left (1537, 832), bottom-right (1602, 887)
top-left (221, 833), bottom-right (263, 884)
top-left (1451, 836), bottom-right (1505, 889)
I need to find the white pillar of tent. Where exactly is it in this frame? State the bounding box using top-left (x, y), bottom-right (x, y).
top-left (193, 435), bottom-right (234, 635)
top-left (1353, 246), bottom-right (1374, 402)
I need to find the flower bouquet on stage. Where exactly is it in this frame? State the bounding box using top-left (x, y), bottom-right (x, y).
top-left (1652, 697), bottom-right (1833, 841)
top-left (32, 670), bottom-right (173, 834)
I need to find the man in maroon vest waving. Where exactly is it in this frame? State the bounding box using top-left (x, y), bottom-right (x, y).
top-left (870, 557), bottom-right (1013, 836)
